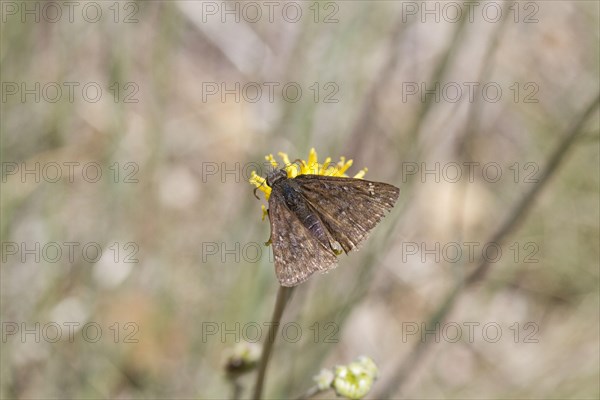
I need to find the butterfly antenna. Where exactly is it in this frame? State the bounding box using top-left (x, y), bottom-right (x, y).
top-left (253, 179), bottom-right (267, 200)
top-left (286, 158), bottom-right (304, 175)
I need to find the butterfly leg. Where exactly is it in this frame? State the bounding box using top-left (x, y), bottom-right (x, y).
top-left (264, 208), bottom-right (272, 246)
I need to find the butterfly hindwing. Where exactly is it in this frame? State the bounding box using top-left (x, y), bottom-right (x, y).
top-left (267, 185), bottom-right (339, 287)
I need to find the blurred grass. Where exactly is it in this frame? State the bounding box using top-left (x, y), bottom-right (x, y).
top-left (1, 1), bottom-right (599, 399)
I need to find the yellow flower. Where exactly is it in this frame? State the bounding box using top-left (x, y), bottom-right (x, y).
top-left (249, 148), bottom-right (368, 220)
top-left (311, 356), bottom-right (379, 399)
top-left (333, 356), bottom-right (379, 399)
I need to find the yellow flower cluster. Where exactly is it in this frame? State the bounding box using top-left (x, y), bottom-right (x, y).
top-left (249, 148), bottom-right (368, 219)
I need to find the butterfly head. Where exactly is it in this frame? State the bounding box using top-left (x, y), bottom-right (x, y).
top-left (266, 168), bottom-right (288, 187)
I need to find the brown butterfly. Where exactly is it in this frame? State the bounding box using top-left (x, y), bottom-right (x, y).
top-left (264, 169), bottom-right (399, 286)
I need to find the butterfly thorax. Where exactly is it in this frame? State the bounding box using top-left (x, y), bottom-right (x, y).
top-left (266, 168), bottom-right (288, 187)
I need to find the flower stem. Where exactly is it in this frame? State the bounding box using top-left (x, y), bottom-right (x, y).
top-left (253, 285), bottom-right (295, 399)
top-left (230, 378), bottom-right (243, 400)
top-left (294, 385), bottom-right (323, 400)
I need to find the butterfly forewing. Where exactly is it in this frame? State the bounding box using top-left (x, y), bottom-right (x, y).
top-left (293, 175), bottom-right (400, 253)
top-left (268, 185), bottom-right (339, 287)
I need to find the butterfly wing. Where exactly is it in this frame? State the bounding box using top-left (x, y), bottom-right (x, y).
top-left (268, 185), bottom-right (339, 287)
top-left (293, 175), bottom-right (399, 253)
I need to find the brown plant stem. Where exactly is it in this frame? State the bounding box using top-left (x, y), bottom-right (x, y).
top-left (294, 385), bottom-right (323, 400)
top-left (253, 285), bottom-right (295, 399)
top-left (230, 378), bottom-right (243, 400)
top-left (373, 92), bottom-right (600, 399)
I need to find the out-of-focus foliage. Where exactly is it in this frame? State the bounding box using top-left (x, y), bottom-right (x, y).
top-left (1, 1), bottom-right (598, 399)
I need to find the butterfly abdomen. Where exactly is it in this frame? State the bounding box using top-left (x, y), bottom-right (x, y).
top-left (276, 178), bottom-right (331, 249)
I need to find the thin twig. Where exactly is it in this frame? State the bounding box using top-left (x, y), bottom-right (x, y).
top-left (467, 94), bottom-right (600, 283)
top-left (294, 385), bottom-right (324, 400)
top-left (230, 378), bottom-right (243, 400)
top-left (373, 92), bottom-right (600, 399)
top-left (253, 285), bottom-right (295, 399)
top-left (346, 16), bottom-right (413, 158)
top-left (455, 6), bottom-right (511, 157)
top-left (403, 10), bottom-right (470, 151)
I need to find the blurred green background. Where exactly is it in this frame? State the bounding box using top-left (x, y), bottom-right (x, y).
top-left (1, 1), bottom-right (599, 399)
